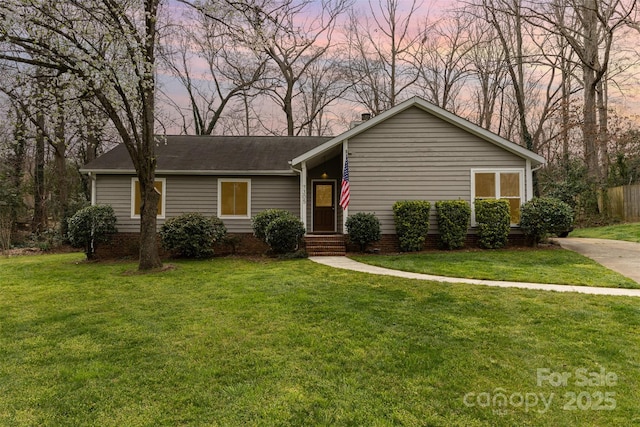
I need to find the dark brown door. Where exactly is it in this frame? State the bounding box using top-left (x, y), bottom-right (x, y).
top-left (313, 181), bottom-right (336, 232)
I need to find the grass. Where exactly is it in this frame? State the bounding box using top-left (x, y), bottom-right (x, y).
top-left (570, 222), bottom-right (640, 243)
top-left (1, 253), bottom-right (640, 426)
top-left (351, 247), bottom-right (639, 288)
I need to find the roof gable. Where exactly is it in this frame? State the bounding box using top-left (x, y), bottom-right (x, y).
top-left (291, 96), bottom-right (545, 167)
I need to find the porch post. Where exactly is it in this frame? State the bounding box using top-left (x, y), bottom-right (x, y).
top-left (525, 159), bottom-right (533, 201)
top-left (300, 161), bottom-right (308, 232)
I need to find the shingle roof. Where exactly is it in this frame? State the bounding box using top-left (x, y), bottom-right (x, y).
top-left (82, 135), bottom-right (331, 174)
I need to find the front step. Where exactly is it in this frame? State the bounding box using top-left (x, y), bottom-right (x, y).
top-left (304, 234), bottom-right (346, 256)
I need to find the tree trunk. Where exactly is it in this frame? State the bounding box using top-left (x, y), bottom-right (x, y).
top-left (561, 56), bottom-right (570, 170)
top-left (597, 79), bottom-right (609, 182)
top-left (32, 109), bottom-right (47, 233)
top-left (10, 108), bottom-right (27, 228)
top-left (136, 0), bottom-right (163, 271)
top-left (283, 78), bottom-right (295, 136)
top-left (137, 172), bottom-right (161, 270)
top-left (53, 97), bottom-right (69, 236)
top-left (583, 69), bottom-right (601, 183)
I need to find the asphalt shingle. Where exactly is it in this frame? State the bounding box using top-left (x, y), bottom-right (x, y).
top-left (83, 135), bottom-right (331, 172)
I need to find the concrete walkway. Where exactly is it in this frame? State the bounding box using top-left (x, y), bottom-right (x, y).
top-left (550, 237), bottom-right (640, 284)
top-left (309, 240), bottom-right (640, 297)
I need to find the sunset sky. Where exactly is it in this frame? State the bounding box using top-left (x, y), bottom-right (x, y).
top-left (157, 0), bottom-right (640, 136)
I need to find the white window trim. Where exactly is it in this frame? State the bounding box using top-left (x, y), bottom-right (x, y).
top-left (470, 169), bottom-right (524, 227)
top-left (131, 177), bottom-right (166, 219)
top-left (218, 178), bottom-right (251, 219)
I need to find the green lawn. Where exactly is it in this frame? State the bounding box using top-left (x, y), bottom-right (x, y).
top-left (570, 222), bottom-right (640, 243)
top-left (1, 253), bottom-right (640, 426)
top-left (351, 248), bottom-right (639, 288)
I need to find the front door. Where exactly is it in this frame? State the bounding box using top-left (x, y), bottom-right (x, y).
top-left (313, 181), bottom-right (336, 232)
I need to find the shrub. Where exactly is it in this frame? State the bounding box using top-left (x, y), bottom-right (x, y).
top-left (393, 200), bottom-right (431, 252)
top-left (160, 213), bottom-right (226, 258)
top-left (475, 199), bottom-right (511, 249)
top-left (436, 200), bottom-right (471, 250)
top-left (520, 197), bottom-right (574, 245)
top-left (67, 204), bottom-right (118, 260)
top-left (345, 212), bottom-right (381, 252)
top-left (265, 215), bottom-right (305, 254)
top-left (252, 209), bottom-right (291, 243)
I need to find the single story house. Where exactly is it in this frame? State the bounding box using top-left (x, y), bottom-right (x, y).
top-left (81, 96), bottom-right (545, 256)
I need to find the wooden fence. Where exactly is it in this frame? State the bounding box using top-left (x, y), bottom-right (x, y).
top-left (602, 184), bottom-right (640, 222)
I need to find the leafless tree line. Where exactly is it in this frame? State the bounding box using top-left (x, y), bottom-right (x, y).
top-left (158, 0), bottom-right (640, 182)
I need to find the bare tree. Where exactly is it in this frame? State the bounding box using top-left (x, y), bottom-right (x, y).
top-left (1, 67), bottom-right (51, 233)
top-left (471, 0), bottom-right (538, 151)
top-left (295, 53), bottom-right (353, 136)
top-left (416, 11), bottom-right (475, 113)
top-left (465, 21), bottom-right (510, 132)
top-left (345, 0), bottom-right (426, 114)
top-left (219, 0), bottom-right (352, 136)
top-left (521, 0), bottom-right (637, 182)
top-left (0, 0), bottom-right (164, 270)
top-left (159, 5), bottom-right (269, 135)
top-left (0, 103), bottom-right (27, 230)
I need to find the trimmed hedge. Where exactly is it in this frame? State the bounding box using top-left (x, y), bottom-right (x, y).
top-left (475, 199), bottom-right (510, 249)
top-left (436, 200), bottom-right (471, 250)
top-left (345, 212), bottom-right (381, 252)
top-left (393, 200), bottom-right (431, 252)
top-left (160, 212), bottom-right (227, 258)
top-left (67, 204), bottom-right (118, 260)
top-left (520, 197), bottom-right (574, 245)
top-left (265, 215), bottom-right (305, 254)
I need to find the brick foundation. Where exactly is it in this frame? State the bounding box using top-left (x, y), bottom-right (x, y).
top-left (347, 232), bottom-right (530, 253)
top-left (99, 230), bottom-right (530, 259)
top-left (97, 232), bottom-right (269, 259)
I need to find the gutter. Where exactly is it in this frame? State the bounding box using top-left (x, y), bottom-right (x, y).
top-left (79, 169), bottom-right (297, 176)
top-left (288, 161), bottom-right (302, 175)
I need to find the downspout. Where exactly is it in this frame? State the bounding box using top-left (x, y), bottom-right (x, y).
top-left (89, 172), bottom-right (97, 206)
top-left (88, 172), bottom-right (97, 257)
top-left (526, 160), bottom-right (545, 201)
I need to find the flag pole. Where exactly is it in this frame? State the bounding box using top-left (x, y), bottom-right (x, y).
top-left (340, 142), bottom-right (349, 233)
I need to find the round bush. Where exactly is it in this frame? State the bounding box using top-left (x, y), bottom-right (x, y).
top-left (265, 215), bottom-right (305, 254)
top-left (345, 212), bottom-right (381, 252)
top-left (160, 213), bottom-right (226, 258)
top-left (520, 197), bottom-right (574, 244)
top-left (436, 200), bottom-right (471, 250)
top-left (67, 204), bottom-right (118, 259)
top-left (475, 199), bottom-right (510, 249)
top-left (252, 209), bottom-right (292, 243)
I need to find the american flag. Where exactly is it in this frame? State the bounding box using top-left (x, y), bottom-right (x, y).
top-left (339, 154), bottom-right (350, 210)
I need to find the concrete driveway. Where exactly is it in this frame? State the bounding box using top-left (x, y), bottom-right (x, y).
top-left (552, 238), bottom-right (640, 284)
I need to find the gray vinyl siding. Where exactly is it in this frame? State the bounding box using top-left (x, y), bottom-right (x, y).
top-left (94, 174), bottom-right (299, 233)
top-left (348, 106), bottom-right (528, 233)
top-left (227, 175), bottom-right (300, 233)
top-left (94, 175), bottom-right (138, 232)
